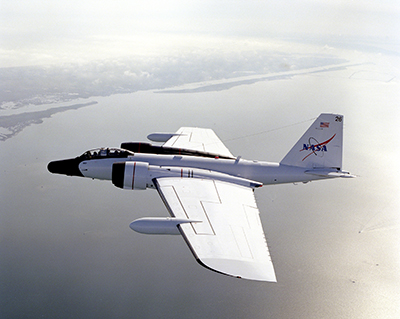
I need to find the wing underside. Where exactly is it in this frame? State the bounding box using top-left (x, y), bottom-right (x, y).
top-left (155, 177), bottom-right (276, 282)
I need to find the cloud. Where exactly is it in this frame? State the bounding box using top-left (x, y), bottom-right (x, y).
top-left (0, 51), bottom-right (347, 108)
top-left (1, 1), bottom-right (398, 67)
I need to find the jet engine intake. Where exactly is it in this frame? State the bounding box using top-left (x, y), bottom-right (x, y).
top-left (112, 161), bottom-right (149, 190)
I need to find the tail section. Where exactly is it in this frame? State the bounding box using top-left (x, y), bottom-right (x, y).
top-left (280, 113), bottom-right (343, 169)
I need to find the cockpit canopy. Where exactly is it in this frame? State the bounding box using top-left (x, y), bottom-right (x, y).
top-left (79, 148), bottom-right (134, 160)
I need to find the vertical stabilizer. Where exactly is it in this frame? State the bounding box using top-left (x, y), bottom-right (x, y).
top-left (280, 114), bottom-right (343, 169)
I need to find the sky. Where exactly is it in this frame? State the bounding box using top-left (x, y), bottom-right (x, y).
top-left (1, 1), bottom-right (400, 318)
top-left (1, 0), bottom-right (399, 67)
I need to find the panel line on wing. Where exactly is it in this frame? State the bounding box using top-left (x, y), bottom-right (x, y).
top-left (157, 185), bottom-right (183, 217)
top-left (211, 180), bottom-right (223, 204)
top-left (198, 201), bottom-right (216, 235)
top-left (230, 225), bottom-right (254, 259)
top-left (170, 181), bottom-right (215, 235)
top-left (243, 205), bottom-right (259, 229)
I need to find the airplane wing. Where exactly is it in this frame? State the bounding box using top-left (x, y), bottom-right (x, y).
top-left (154, 177), bottom-right (277, 282)
top-left (162, 127), bottom-right (234, 158)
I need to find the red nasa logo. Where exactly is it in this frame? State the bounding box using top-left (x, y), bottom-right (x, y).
top-left (300, 134), bottom-right (336, 161)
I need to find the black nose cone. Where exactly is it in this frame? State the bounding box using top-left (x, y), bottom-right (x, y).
top-left (47, 158), bottom-right (84, 177)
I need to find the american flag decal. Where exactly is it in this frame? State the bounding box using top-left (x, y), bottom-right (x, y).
top-left (320, 122), bottom-right (329, 128)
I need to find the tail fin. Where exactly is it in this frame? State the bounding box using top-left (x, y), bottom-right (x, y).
top-left (280, 113), bottom-right (343, 169)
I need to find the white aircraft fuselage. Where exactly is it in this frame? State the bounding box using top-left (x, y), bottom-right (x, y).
top-left (78, 153), bottom-right (319, 186)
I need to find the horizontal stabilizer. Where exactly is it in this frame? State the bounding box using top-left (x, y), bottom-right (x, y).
top-left (305, 169), bottom-right (356, 178)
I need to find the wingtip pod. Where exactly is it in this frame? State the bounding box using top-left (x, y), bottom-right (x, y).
top-left (147, 133), bottom-right (182, 143)
top-left (129, 217), bottom-right (201, 235)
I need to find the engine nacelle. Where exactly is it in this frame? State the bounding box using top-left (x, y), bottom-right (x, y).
top-left (112, 161), bottom-right (263, 190)
top-left (112, 161), bottom-right (149, 190)
top-left (129, 217), bottom-right (199, 235)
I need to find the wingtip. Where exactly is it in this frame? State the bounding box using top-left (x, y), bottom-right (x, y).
top-left (197, 258), bottom-right (277, 282)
